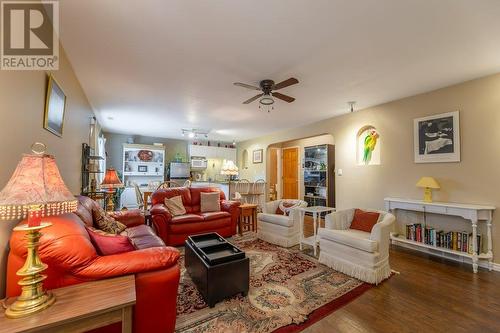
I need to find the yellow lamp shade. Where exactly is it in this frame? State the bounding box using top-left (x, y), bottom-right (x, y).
top-left (416, 177), bottom-right (440, 189)
top-left (416, 177), bottom-right (440, 202)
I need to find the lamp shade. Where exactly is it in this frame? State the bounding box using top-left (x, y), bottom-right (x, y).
top-left (221, 160), bottom-right (239, 176)
top-left (100, 168), bottom-right (124, 189)
top-left (0, 152), bottom-right (77, 221)
top-left (416, 177), bottom-right (440, 189)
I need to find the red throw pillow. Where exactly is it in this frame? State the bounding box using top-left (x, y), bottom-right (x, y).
top-left (86, 227), bottom-right (135, 255)
top-left (350, 209), bottom-right (380, 233)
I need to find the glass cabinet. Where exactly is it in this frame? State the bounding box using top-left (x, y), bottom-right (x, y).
top-left (303, 144), bottom-right (335, 208)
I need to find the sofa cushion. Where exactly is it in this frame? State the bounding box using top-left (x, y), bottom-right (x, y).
top-left (199, 211), bottom-right (231, 221)
top-left (151, 187), bottom-right (193, 211)
top-left (164, 195), bottom-right (187, 216)
top-left (74, 202), bottom-right (93, 226)
top-left (350, 209), bottom-right (380, 233)
top-left (258, 213), bottom-right (293, 227)
top-left (200, 192), bottom-right (221, 212)
top-left (169, 217), bottom-right (232, 235)
top-left (122, 225), bottom-right (165, 249)
top-left (318, 228), bottom-right (378, 253)
top-left (171, 214), bottom-right (205, 224)
top-left (86, 227), bottom-right (135, 255)
top-left (92, 207), bottom-right (127, 234)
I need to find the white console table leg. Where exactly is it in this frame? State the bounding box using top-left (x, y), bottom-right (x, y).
top-left (472, 218), bottom-right (478, 273)
top-left (313, 212), bottom-right (318, 256)
top-left (299, 210), bottom-right (305, 251)
top-left (487, 219), bottom-right (493, 271)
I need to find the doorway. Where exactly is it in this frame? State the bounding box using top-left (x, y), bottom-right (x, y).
top-left (282, 147), bottom-right (299, 199)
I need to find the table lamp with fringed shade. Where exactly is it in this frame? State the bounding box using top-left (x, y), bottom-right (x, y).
top-left (221, 160), bottom-right (239, 199)
top-left (100, 168), bottom-right (123, 211)
top-left (416, 177), bottom-right (440, 203)
top-left (221, 160), bottom-right (239, 177)
top-left (0, 143), bottom-right (77, 318)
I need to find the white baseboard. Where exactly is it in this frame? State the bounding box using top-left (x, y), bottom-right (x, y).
top-left (392, 239), bottom-right (500, 272)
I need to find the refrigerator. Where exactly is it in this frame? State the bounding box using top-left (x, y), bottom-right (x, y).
top-left (169, 162), bottom-right (190, 183)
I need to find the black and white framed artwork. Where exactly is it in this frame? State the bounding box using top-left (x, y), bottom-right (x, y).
top-left (414, 111), bottom-right (460, 163)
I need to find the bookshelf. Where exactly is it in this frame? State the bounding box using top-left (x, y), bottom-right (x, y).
top-left (384, 197), bottom-right (495, 273)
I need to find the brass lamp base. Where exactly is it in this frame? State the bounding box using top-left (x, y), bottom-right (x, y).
top-left (5, 223), bottom-right (56, 319)
top-left (105, 190), bottom-right (116, 212)
top-left (423, 187), bottom-right (433, 203)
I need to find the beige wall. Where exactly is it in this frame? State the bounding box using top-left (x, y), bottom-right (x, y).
top-left (281, 134), bottom-right (335, 199)
top-left (238, 73), bottom-right (500, 264)
top-left (0, 47), bottom-right (96, 297)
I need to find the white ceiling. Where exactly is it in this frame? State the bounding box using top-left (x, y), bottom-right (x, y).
top-left (59, 0), bottom-right (500, 141)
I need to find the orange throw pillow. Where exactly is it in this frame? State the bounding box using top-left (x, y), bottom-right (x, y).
top-left (350, 209), bottom-right (380, 232)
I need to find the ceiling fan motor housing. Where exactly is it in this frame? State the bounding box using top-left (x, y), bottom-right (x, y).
top-left (260, 79), bottom-right (275, 94)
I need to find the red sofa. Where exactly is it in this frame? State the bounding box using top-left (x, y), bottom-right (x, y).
top-left (150, 187), bottom-right (240, 246)
top-left (6, 196), bottom-right (180, 333)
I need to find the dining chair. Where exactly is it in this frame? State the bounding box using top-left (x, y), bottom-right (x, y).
top-left (234, 179), bottom-right (251, 203)
top-left (157, 181), bottom-right (181, 190)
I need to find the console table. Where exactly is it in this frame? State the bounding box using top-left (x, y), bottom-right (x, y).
top-left (384, 197), bottom-right (495, 273)
top-left (0, 275), bottom-right (136, 333)
top-left (298, 206), bottom-right (336, 256)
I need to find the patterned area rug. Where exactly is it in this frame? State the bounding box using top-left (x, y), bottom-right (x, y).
top-left (175, 233), bottom-right (371, 333)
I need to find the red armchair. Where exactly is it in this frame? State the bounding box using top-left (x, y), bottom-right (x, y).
top-left (150, 187), bottom-right (241, 246)
top-left (6, 196), bottom-right (180, 333)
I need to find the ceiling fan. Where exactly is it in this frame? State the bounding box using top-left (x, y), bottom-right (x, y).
top-left (233, 78), bottom-right (299, 106)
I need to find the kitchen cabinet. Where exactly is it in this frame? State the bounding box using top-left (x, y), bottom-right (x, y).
top-left (188, 145), bottom-right (236, 162)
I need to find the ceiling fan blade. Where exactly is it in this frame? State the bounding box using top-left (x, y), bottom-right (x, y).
top-left (272, 92), bottom-right (295, 103)
top-left (272, 78), bottom-right (299, 90)
top-left (234, 82), bottom-right (261, 91)
top-left (243, 93), bottom-right (263, 104)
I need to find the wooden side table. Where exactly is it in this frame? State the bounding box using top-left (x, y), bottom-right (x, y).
top-left (239, 203), bottom-right (258, 235)
top-left (0, 275), bottom-right (136, 333)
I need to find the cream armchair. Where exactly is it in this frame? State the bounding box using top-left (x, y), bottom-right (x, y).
top-left (318, 208), bottom-right (395, 284)
top-left (257, 199), bottom-right (307, 247)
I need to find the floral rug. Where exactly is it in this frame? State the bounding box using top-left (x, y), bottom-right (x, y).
top-left (175, 233), bottom-right (371, 333)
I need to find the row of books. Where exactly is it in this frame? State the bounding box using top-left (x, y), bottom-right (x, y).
top-left (405, 224), bottom-right (481, 254)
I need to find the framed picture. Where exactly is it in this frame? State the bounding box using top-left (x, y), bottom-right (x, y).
top-left (253, 149), bottom-right (263, 164)
top-left (43, 75), bottom-right (67, 137)
top-left (414, 111), bottom-right (460, 163)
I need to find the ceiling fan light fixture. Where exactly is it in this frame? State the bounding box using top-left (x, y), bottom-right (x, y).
top-left (260, 93), bottom-right (274, 105)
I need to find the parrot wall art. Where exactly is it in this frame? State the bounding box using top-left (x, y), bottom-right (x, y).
top-left (363, 129), bottom-right (379, 164)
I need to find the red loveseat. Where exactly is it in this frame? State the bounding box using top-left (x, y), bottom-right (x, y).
top-left (6, 196), bottom-right (180, 333)
top-left (150, 187), bottom-right (240, 246)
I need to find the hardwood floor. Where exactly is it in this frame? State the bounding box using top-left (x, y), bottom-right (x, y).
top-left (299, 217), bottom-right (500, 333)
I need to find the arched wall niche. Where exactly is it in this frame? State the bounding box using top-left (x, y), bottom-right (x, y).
top-left (241, 149), bottom-right (249, 169)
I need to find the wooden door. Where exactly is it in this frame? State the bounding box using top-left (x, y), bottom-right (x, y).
top-left (282, 147), bottom-right (298, 199)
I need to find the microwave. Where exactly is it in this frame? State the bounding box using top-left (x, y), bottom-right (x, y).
top-left (191, 157), bottom-right (207, 169)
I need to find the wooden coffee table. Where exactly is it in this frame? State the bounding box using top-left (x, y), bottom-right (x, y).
top-left (0, 275), bottom-right (135, 333)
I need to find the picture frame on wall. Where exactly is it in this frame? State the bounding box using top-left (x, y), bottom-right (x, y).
top-left (43, 74), bottom-right (67, 137)
top-left (253, 149), bottom-right (263, 164)
top-left (414, 111), bottom-right (460, 163)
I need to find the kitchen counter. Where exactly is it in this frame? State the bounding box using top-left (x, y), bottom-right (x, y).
top-left (191, 181), bottom-right (230, 199)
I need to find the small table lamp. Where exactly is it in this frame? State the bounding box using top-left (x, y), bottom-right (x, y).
top-left (100, 168), bottom-right (124, 211)
top-left (416, 176), bottom-right (440, 203)
top-left (221, 160), bottom-right (239, 199)
top-left (0, 143), bottom-right (77, 318)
